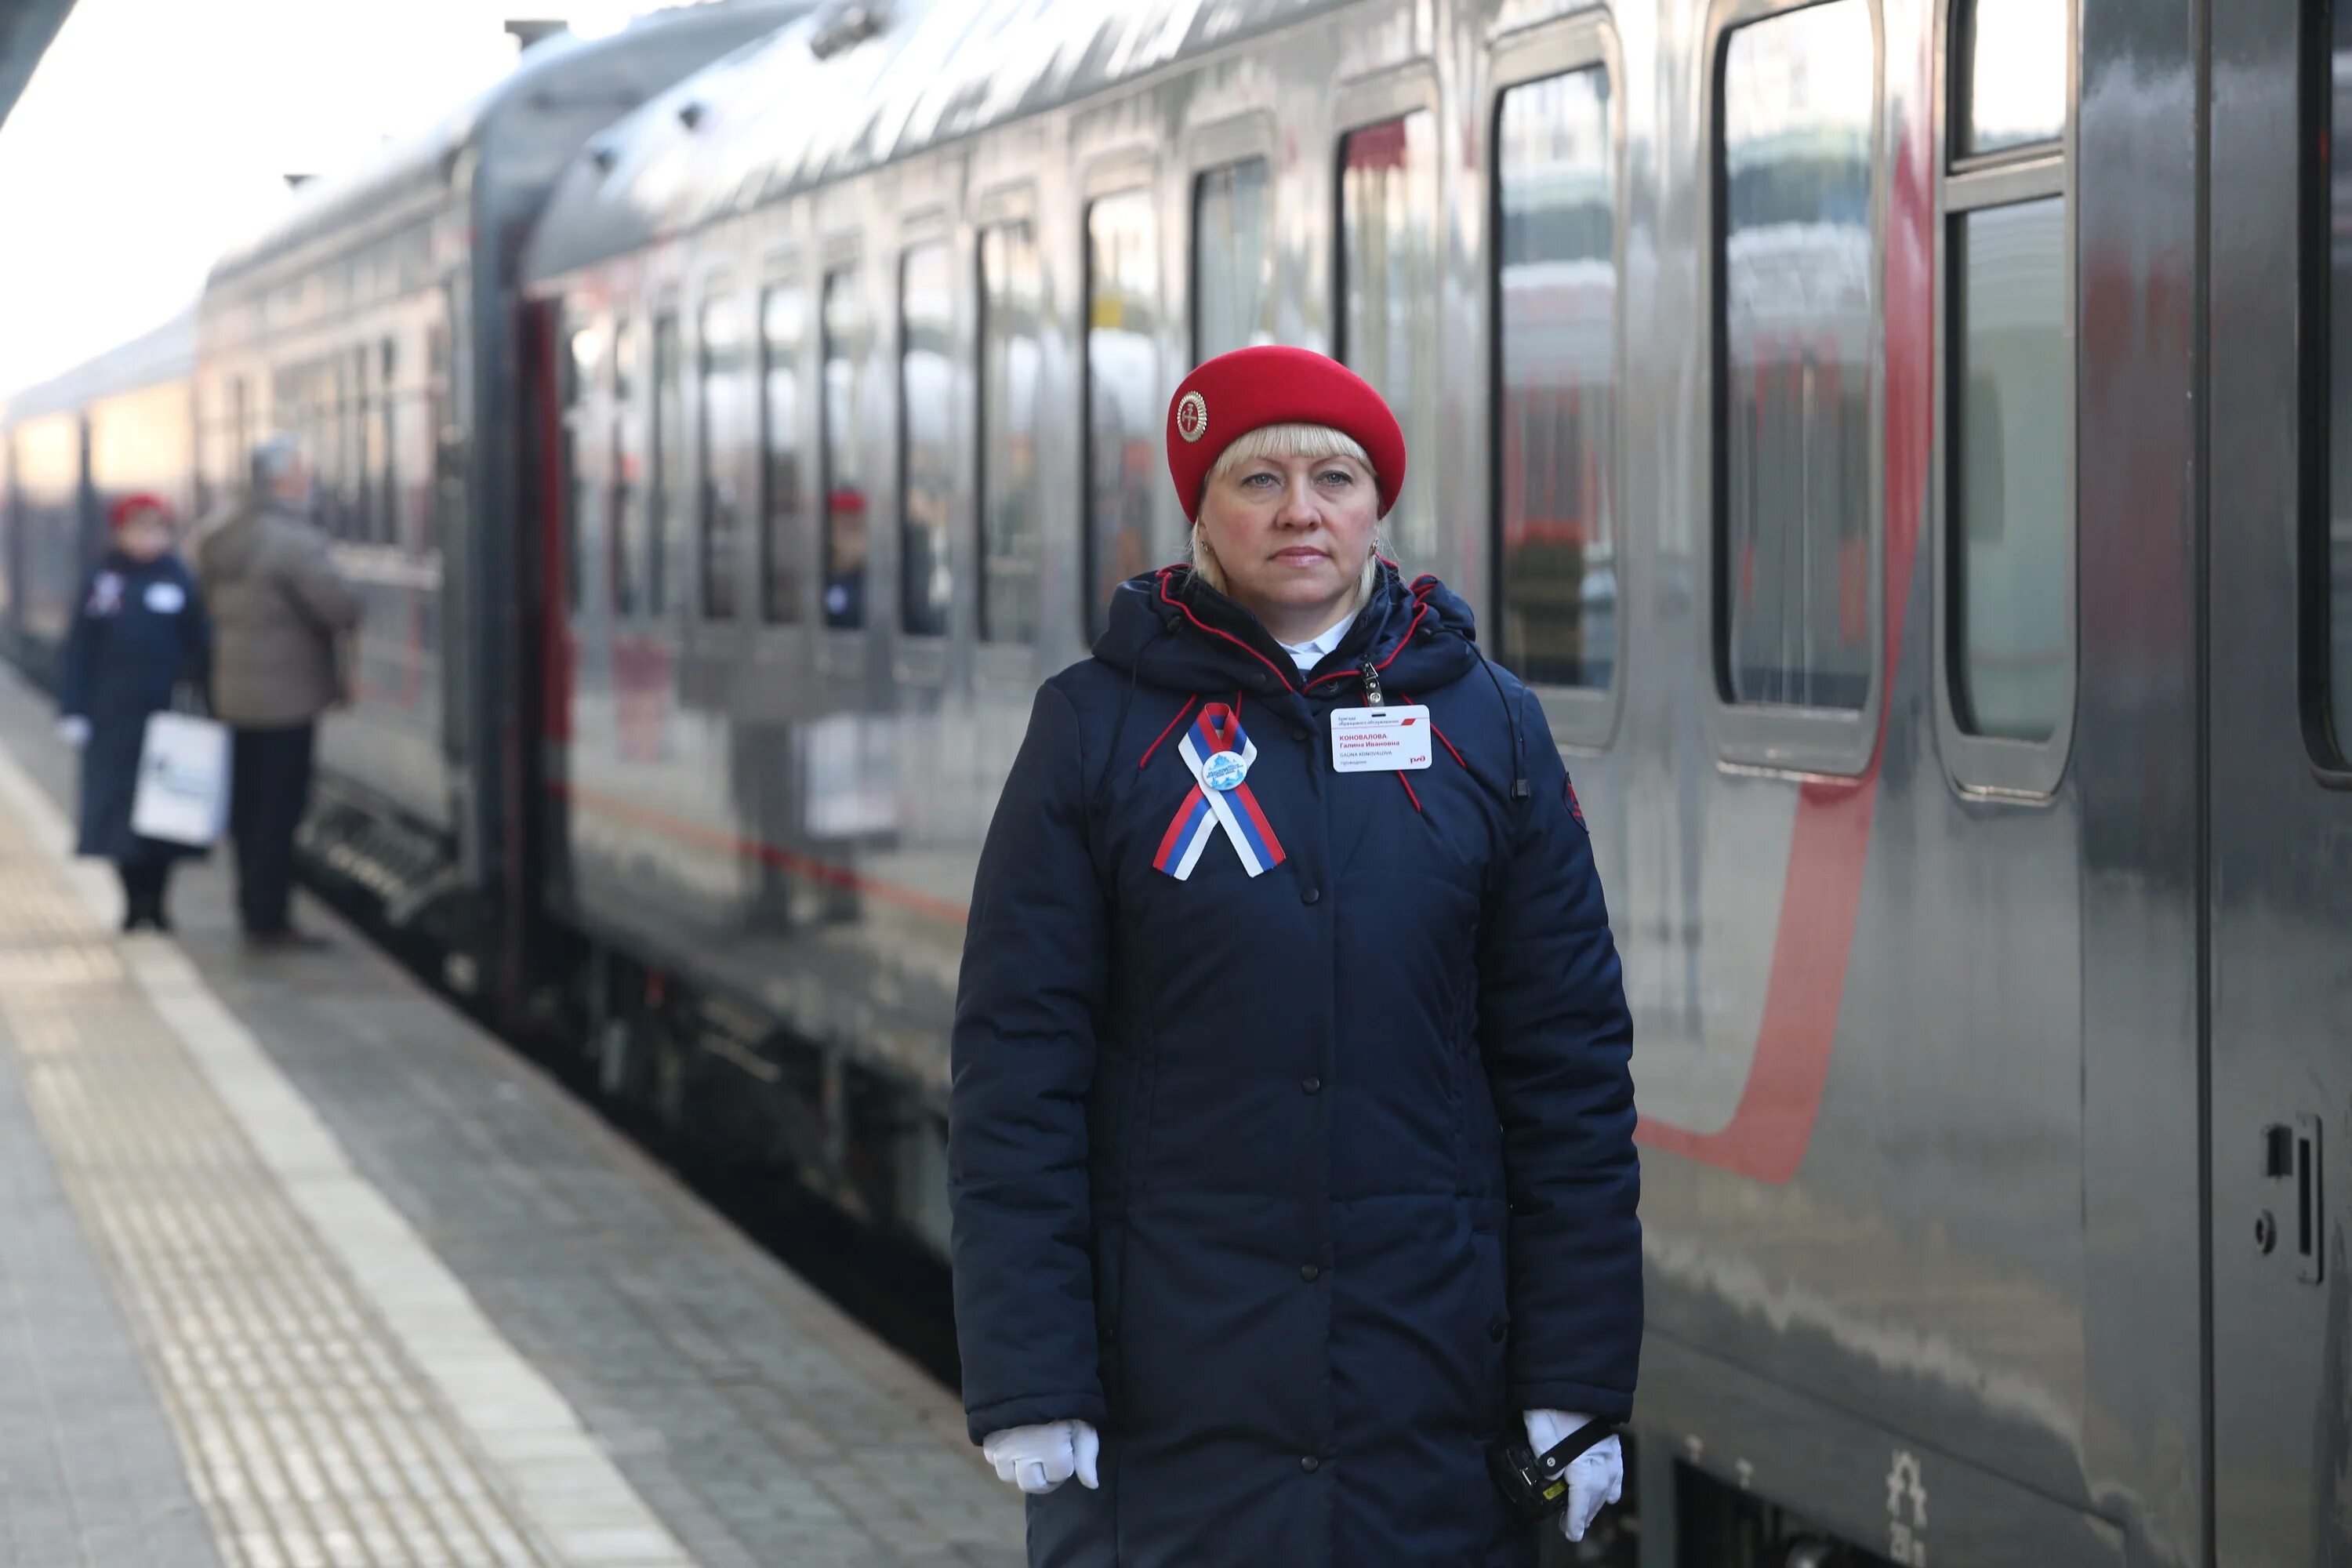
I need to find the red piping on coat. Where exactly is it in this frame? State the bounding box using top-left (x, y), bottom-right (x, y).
top-left (1155, 570), bottom-right (1301, 692)
top-left (1398, 694), bottom-right (1468, 770)
top-left (1138, 695), bottom-right (1200, 771)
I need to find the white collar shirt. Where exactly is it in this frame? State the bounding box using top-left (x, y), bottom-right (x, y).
top-left (1276, 611), bottom-right (1357, 675)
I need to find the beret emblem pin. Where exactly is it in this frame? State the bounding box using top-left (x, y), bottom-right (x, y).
top-left (1176, 390), bottom-right (1209, 443)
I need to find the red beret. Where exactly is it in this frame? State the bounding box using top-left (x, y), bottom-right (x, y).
top-left (107, 492), bottom-right (169, 530)
top-left (1166, 346), bottom-right (1406, 520)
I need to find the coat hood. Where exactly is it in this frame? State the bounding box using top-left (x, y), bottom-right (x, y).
top-left (1094, 562), bottom-right (1484, 700)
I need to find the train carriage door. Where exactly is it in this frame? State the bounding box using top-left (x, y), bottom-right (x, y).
top-left (2206, 1), bottom-right (2352, 1560)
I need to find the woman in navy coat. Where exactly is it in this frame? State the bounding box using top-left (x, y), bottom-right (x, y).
top-left (949, 347), bottom-right (1641, 1566)
top-left (58, 493), bottom-right (211, 931)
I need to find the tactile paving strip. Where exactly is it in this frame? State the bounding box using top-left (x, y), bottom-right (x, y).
top-left (0, 841), bottom-right (558, 1568)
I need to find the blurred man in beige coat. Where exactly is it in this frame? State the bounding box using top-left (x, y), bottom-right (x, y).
top-left (195, 435), bottom-right (361, 946)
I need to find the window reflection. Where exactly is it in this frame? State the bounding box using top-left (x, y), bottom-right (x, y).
top-left (1194, 158), bottom-right (1272, 363)
top-left (760, 286), bottom-right (805, 623)
top-left (820, 271), bottom-right (869, 630)
top-left (1340, 111), bottom-right (1440, 562)
top-left (699, 292), bottom-right (746, 622)
top-left (898, 242), bottom-right (955, 638)
top-left (2330, 13), bottom-right (2352, 753)
top-left (1497, 69), bottom-right (1617, 690)
top-left (1719, 0), bottom-right (1876, 710)
top-left (980, 223), bottom-right (1044, 645)
top-left (1952, 197), bottom-right (2067, 740)
top-left (1962, 0), bottom-right (2065, 156)
top-left (651, 313), bottom-right (683, 615)
top-left (1086, 190), bottom-right (1161, 638)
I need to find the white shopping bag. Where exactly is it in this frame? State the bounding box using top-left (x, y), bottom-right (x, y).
top-left (131, 711), bottom-right (231, 848)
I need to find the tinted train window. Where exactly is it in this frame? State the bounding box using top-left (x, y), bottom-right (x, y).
top-left (379, 340), bottom-right (397, 548)
top-left (899, 241), bottom-right (955, 639)
top-left (564, 323), bottom-right (597, 614)
top-left (979, 222), bottom-right (1044, 645)
top-left (1944, 0), bottom-right (2070, 758)
top-left (651, 312), bottom-right (684, 616)
top-left (699, 290), bottom-right (747, 622)
top-left (760, 285), bottom-right (806, 623)
top-left (612, 318), bottom-right (639, 615)
top-left (2330, 5), bottom-right (2352, 755)
top-left (354, 347), bottom-right (376, 541)
top-left (332, 354), bottom-right (354, 539)
top-left (1194, 158), bottom-right (1273, 362)
top-left (1717, 0), bottom-right (1877, 710)
top-left (1951, 203), bottom-right (2067, 741)
top-left (1958, 0), bottom-right (2064, 156)
top-left (820, 270), bottom-right (870, 630)
top-left (1086, 190), bottom-right (1161, 638)
top-left (1495, 68), bottom-right (1617, 691)
top-left (1339, 111), bottom-right (1439, 562)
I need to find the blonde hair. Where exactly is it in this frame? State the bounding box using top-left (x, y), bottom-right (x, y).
top-left (1189, 423), bottom-right (1387, 606)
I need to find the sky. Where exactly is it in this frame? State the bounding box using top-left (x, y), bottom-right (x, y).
top-left (0, 0), bottom-right (658, 395)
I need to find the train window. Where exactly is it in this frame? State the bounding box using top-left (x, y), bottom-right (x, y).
top-left (354, 347), bottom-right (376, 541)
top-left (565, 322), bottom-right (598, 615)
top-left (651, 311), bottom-right (684, 616)
top-left (699, 290), bottom-right (747, 622)
top-left (979, 222), bottom-right (1044, 645)
top-left (1494, 67), bottom-right (1618, 691)
top-left (429, 318), bottom-right (459, 563)
top-left (1085, 189), bottom-right (1162, 640)
top-left (2328, 3), bottom-right (2352, 757)
top-left (1716, 0), bottom-right (1877, 711)
top-left (899, 241), bottom-right (956, 639)
top-left (1957, 0), bottom-right (2065, 156)
top-left (760, 285), bottom-right (806, 623)
top-left (379, 340), bottom-right (397, 549)
top-left (1340, 111), bottom-right (1441, 561)
top-left (612, 317), bottom-right (639, 615)
top-left (1950, 198), bottom-right (2067, 742)
top-left (819, 269), bottom-right (870, 630)
top-left (1940, 0), bottom-right (2071, 777)
top-left (332, 353), bottom-right (354, 539)
top-left (1194, 158), bottom-right (1273, 362)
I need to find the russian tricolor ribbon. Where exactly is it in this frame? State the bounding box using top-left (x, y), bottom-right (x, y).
top-left (1151, 703), bottom-right (1287, 880)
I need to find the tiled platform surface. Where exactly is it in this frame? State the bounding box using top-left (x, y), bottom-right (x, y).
top-left (0, 671), bottom-right (1022, 1568)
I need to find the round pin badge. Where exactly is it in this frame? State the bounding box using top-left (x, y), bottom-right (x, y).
top-left (1176, 390), bottom-right (1209, 444)
top-left (1201, 751), bottom-right (1248, 792)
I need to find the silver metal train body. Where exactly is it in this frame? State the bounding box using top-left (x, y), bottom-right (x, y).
top-left (8, 0), bottom-right (2348, 1563)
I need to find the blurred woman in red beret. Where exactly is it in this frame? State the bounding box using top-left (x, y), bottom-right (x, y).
top-left (949, 346), bottom-right (1641, 1566)
top-left (57, 493), bottom-right (211, 931)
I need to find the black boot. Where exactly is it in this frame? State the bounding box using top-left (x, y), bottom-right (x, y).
top-left (118, 862), bottom-right (169, 932)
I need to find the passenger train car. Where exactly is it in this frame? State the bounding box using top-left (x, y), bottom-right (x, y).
top-left (6, 0), bottom-right (2351, 1563)
top-left (0, 311), bottom-right (198, 686)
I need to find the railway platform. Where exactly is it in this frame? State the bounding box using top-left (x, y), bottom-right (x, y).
top-left (0, 673), bottom-right (1022, 1568)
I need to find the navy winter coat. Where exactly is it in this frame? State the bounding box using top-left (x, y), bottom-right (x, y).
top-left (60, 550), bottom-right (211, 863)
top-left (949, 563), bottom-right (1641, 1567)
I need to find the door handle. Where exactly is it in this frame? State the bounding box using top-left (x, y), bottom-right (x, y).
top-left (2260, 1117), bottom-right (2325, 1283)
top-left (2296, 1115), bottom-right (2323, 1285)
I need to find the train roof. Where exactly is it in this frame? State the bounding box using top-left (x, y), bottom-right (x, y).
top-left (524, 0), bottom-right (1353, 285)
top-left (0, 308), bottom-right (196, 430)
top-left (208, 1), bottom-right (805, 296)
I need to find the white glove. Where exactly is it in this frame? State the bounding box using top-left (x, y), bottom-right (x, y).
top-left (1523, 1410), bottom-right (1622, 1542)
top-left (982, 1420), bottom-right (1101, 1496)
top-left (56, 717), bottom-right (90, 748)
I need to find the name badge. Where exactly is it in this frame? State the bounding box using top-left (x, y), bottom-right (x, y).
top-left (1330, 705), bottom-right (1434, 773)
top-left (144, 581), bottom-right (186, 614)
